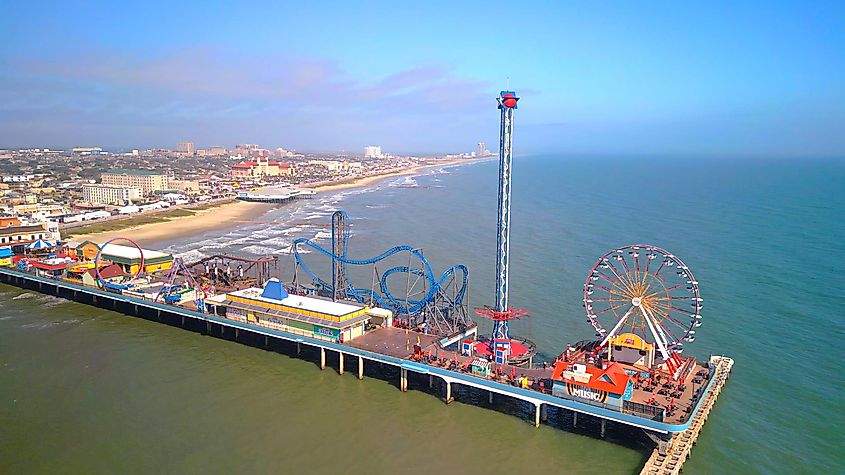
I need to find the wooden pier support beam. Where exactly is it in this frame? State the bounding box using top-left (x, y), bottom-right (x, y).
top-left (445, 381), bottom-right (453, 403)
top-left (601, 419), bottom-right (606, 438)
top-left (541, 403), bottom-right (548, 422)
top-left (182, 315), bottom-right (186, 327)
top-left (357, 356), bottom-right (363, 380)
top-left (234, 328), bottom-right (239, 340)
top-left (338, 352), bottom-right (344, 375)
top-left (573, 411), bottom-right (578, 427)
top-left (320, 348), bottom-right (326, 370)
top-left (400, 368), bottom-right (408, 392)
top-left (488, 392), bottom-right (494, 404)
top-left (428, 374), bottom-right (433, 389)
top-left (535, 404), bottom-right (541, 428)
top-left (297, 342), bottom-right (301, 355)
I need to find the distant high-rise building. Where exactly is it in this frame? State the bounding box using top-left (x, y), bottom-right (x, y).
top-left (364, 145), bottom-right (383, 159)
top-left (477, 142), bottom-right (489, 157)
top-left (176, 141), bottom-right (194, 154)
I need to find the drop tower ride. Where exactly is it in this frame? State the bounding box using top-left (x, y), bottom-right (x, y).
top-left (473, 91), bottom-right (535, 366)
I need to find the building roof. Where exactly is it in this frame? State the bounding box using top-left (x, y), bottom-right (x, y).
top-left (228, 287), bottom-right (365, 317)
top-left (86, 264), bottom-right (126, 279)
top-left (99, 243), bottom-right (171, 260)
top-left (0, 224), bottom-right (46, 237)
top-left (551, 361), bottom-right (631, 395)
top-left (103, 169), bottom-right (164, 176)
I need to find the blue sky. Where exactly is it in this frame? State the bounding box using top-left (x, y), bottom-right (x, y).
top-left (1, 1), bottom-right (843, 156)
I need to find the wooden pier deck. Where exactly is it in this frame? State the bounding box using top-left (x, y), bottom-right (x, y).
top-left (639, 355), bottom-right (735, 475)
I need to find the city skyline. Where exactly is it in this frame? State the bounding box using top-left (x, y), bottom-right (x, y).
top-left (1, 1), bottom-right (843, 157)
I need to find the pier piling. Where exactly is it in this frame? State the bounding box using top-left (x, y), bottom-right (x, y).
top-left (573, 411), bottom-right (578, 427)
top-left (601, 419), bottom-right (606, 438)
top-left (358, 356), bottom-right (363, 380)
top-left (534, 404), bottom-right (541, 428)
top-left (489, 392), bottom-right (494, 404)
top-left (445, 381), bottom-right (453, 403)
top-left (400, 368), bottom-right (408, 392)
top-left (320, 348), bottom-right (326, 370)
top-left (338, 352), bottom-right (344, 375)
top-left (541, 403), bottom-right (548, 422)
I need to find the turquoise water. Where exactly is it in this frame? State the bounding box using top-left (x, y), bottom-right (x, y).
top-left (2, 156), bottom-right (843, 473)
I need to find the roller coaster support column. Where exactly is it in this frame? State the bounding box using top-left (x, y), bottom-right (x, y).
top-left (494, 90), bottom-right (519, 340)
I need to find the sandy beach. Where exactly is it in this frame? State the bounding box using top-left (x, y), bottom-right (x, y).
top-left (66, 200), bottom-right (274, 247)
top-left (64, 157), bottom-right (490, 247)
top-left (311, 157), bottom-right (488, 193)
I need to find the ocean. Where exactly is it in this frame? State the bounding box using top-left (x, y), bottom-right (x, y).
top-left (2, 155), bottom-right (843, 474)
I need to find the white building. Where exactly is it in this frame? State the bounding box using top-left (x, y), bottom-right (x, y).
top-left (364, 145), bottom-right (383, 159)
top-left (82, 184), bottom-right (142, 205)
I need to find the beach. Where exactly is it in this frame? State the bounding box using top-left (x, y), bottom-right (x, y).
top-left (310, 157), bottom-right (488, 192)
top-left (65, 157), bottom-right (488, 247)
top-left (65, 200), bottom-right (274, 247)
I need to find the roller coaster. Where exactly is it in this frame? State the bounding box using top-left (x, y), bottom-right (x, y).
top-left (289, 211), bottom-right (474, 338)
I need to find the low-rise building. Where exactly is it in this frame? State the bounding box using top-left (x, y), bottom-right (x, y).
top-left (211, 278), bottom-right (377, 343)
top-left (231, 157), bottom-right (293, 179)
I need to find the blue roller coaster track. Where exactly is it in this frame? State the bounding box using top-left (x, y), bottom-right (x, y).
top-left (291, 211), bottom-right (468, 318)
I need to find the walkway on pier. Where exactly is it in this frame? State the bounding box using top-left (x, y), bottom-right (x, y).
top-left (639, 356), bottom-right (734, 475)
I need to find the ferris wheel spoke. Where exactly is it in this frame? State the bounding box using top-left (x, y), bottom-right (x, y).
top-left (644, 282), bottom-right (686, 299)
top-left (596, 270), bottom-right (629, 295)
top-left (648, 304), bottom-right (690, 334)
top-left (664, 304), bottom-right (698, 316)
top-left (591, 301), bottom-right (628, 316)
top-left (590, 296), bottom-right (628, 302)
top-left (603, 259), bottom-right (638, 295)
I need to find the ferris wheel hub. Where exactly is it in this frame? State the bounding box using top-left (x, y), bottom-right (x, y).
top-left (631, 296), bottom-right (642, 307)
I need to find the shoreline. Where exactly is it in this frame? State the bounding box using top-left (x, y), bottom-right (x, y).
top-left (308, 157), bottom-right (490, 193)
top-left (65, 200), bottom-right (275, 247)
top-left (65, 157), bottom-right (492, 247)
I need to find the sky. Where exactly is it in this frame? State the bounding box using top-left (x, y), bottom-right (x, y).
top-left (1, 1), bottom-right (843, 156)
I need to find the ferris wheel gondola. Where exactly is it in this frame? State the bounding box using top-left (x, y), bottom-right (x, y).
top-left (583, 245), bottom-right (702, 373)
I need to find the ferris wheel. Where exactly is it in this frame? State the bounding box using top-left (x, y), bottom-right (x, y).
top-left (583, 245), bottom-right (702, 364)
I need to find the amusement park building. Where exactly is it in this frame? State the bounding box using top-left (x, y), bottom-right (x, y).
top-left (211, 278), bottom-right (382, 344)
top-left (551, 361), bottom-right (633, 409)
top-left (231, 157), bottom-right (293, 179)
top-left (75, 241), bottom-right (173, 274)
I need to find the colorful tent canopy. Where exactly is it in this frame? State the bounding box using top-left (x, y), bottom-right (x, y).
top-left (25, 239), bottom-right (55, 250)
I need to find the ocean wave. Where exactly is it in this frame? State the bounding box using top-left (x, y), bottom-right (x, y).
top-left (12, 292), bottom-right (37, 300)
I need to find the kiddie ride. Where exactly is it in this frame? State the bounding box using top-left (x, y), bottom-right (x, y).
top-left (153, 257), bottom-right (208, 312)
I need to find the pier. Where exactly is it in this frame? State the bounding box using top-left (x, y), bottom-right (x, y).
top-left (639, 355), bottom-right (734, 475)
top-left (0, 266), bottom-right (730, 462)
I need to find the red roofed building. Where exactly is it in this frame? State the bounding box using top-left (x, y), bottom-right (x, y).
top-left (551, 361), bottom-right (633, 407)
top-left (231, 157), bottom-right (293, 179)
top-left (82, 264), bottom-right (127, 287)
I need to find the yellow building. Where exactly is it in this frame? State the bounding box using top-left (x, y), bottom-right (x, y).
top-left (214, 279), bottom-right (381, 343)
top-left (76, 241), bottom-right (173, 274)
